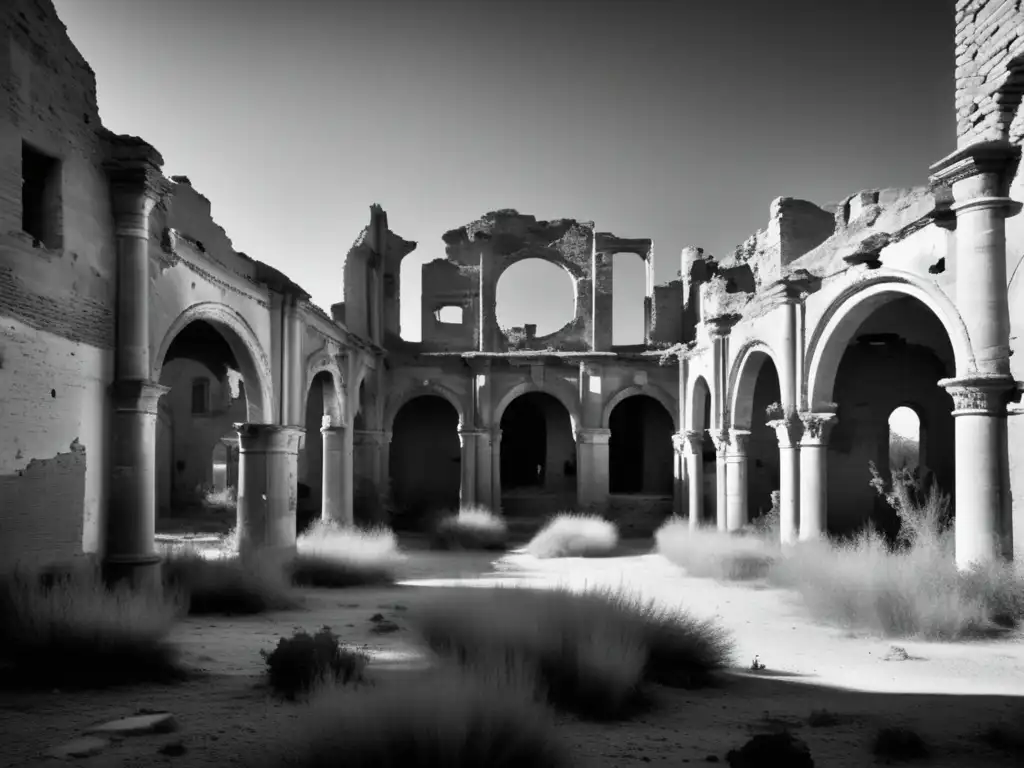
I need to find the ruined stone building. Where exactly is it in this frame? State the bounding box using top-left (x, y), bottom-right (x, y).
top-left (1, 0), bottom-right (1023, 582)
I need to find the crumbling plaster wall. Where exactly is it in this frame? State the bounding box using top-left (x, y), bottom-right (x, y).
top-left (0, 0), bottom-right (118, 565)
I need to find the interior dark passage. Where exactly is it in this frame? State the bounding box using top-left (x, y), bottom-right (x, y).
top-left (609, 395), bottom-right (674, 494)
top-left (389, 395), bottom-right (462, 518)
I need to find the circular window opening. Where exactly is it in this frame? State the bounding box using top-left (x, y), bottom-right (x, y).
top-left (496, 259), bottom-right (575, 337)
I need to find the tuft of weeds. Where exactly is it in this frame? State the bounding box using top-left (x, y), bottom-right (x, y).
top-left (656, 518), bottom-right (777, 581)
top-left (524, 513), bottom-right (619, 559)
top-left (872, 726), bottom-right (929, 761)
top-left (163, 547), bottom-right (300, 615)
top-left (290, 521), bottom-right (405, 588)
top-left (255, 663), bottom-right (571, 768)
top-left (807, 708), bottom-right (841, 727)
top-left (0, 563), bottom-right (187, 689)
top-left (768, 467), bottom-right (1024, 640)
top-left (261, 626), bottom-right (369, 701)
top-left (432, 505), bottom-right (508, 551)
top-left (412, 584), bottom-right (733, 720)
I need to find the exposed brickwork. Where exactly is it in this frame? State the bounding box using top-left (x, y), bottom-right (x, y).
top-left (955, 0), bottom-right (1024, 145)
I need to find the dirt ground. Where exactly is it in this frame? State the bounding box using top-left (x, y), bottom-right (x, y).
top-left (2, 539), bottom-right (1023, 768)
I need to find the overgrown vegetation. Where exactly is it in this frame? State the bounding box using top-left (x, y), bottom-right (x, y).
top-left (261, 626), bottom-right (369, 700)
top-left (290, 521), bottom-right (405, 587)
top-left (202, 484), bottom-right (237, 512)
top-left (412, 584), bottom-right (733, 720)
top-left (655, 518), bottom-right (777, 581)
top-left (524, 513), bottom-right (619, 559)
top-left (163, 547), bottom-right (300, 615)
top-left (257, 664), bottom-right (571, 768)
top-left (768, 464), bottom-right (1024, 639)
top-left (432, 505), bottom-right (508, 551)
top-left (0, 563), bottom-right (186, 688)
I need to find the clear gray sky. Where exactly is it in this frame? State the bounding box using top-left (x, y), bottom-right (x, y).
top-left (52, 0), bottom-right (955, 344)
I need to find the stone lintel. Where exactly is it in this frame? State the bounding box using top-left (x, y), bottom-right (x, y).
top-left (234, 423), bottom-right (304, 453)
top-left (594, 233), bottom-right (653, 257)
top-left (939, 375), bottom-right (1018, 416)
top-left (111, 380), bottom-right (170, 415)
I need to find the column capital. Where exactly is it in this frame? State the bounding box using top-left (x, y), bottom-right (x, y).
top-left (234, 423), bottom-right (304, 453)
top-left (674, 430), bottom-right (703, 455)
top-left (576, 427), bottom-right (612, 445)
top-left (767, 415), bottom-right (803, 448)
top-left (104, 141), bottom-right (172, 237)
top-left (938, 375), bottom-right (1018, 416)
top-left (798, 411), bottom-right (837, 446)
top-left (929, 140), bottom-right (1022, 217)
top-left (110, 379), bottom-right (170, 415)
top-left (708, 428), bottom-right (730, 454)
top-left (727, 428), bottom-right (751, 457)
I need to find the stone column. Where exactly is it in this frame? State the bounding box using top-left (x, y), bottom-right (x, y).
top-left (798, 412), bottom-right (837, 541)
top-left (682, 430), bottom-right (705, 530)
top-left (768, 416), bottom-right (802, 545)
top-left (104, 380), bottom-right (170, 589)
top-left (474, 430), bottom-right (493, 509)
top-left (930, 140), bottom-right (1020, 567)
top-left (725, 429), bottom-right (751, 532)
top-left (320, 416), bottom-right (350, 526)
top-left (577, 428), bottom-right (611, 513)
top-left (457, 427), bottom-right (483, 508)
top-left (235, 424), bottom-right (304, 559)
top-left (670, 433), bottom-right (687, 519)
top-left (940, 378), bottom-right (1015, 567)
top-left (709, 429), bottom-right (730, 531)
top-left (490, 429), bottom-right (503, 513)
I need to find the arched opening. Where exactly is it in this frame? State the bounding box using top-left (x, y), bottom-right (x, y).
top-left (389, 395), bottom-right (462, 521)
top-left (156, 319), bottom-right (249, 533)
top-left (818, 296), bottom-right (955, 540)
top-left (612, 252), bottom-right (646, 346)
top-left (500, 391), bottom-right (577, 515)
top-left (297, 371), bottom-right (338, 534)
top-left (690, 375), bottom-right (716, 524)
top-left (731, 351), bottom-right (783, 524)
top-left (888, 405), bottom-right (922, 472)
top-left (496, 259), bottom-right (575, 338)
top-left (609, 395), bottom-right (674, 494)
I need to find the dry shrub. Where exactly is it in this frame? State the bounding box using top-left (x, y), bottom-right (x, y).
top-left (256, 664), bottom-right (570, 768)
top-left (290, 521), bottom-right (405, 588)
top-left (163, 547), bottom-right (300, 615)
top-left (769, 466), bottom-right (1024, 640)
top-left (412, 585), bottom-right (733, 720)
top-left (0, 563), bottom-right (186, 688)
top-left (432, 505), bottom-right (508, 551)
top-left (524, 513), bottom-right (619, 559)
top-left (655, 518), bottom-right (777, 581)
top-left (261, 626), bottom-right (369, 701)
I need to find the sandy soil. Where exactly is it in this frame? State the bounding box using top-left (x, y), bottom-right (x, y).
top-left (2, 540), bottom-right (1023, 768)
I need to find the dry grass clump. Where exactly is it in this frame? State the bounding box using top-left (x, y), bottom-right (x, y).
top-left (290, 521), bottom-right (406, 588)
top-left (261, 626), bottom-right (369, 701)
top-left (769, 465), bottom-right (1024, 640)
top-left (655, 518), bottom-right (777, 581)
top-left (432, 505), bottom-right (509, 551)
top-left (524, 513), bottom-right (619, 559)
top-left (0, 563), bottom-right (186, 688)
top-left (162, 547), bottom-right (300, 615)
top-left (412, 584), bottom-right (733, 720)
top-left (255, 664), bottom-right (571, 768)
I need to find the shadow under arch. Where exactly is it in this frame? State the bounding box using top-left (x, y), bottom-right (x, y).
top-left (805, 275), bottom-right (974, 411)
top-left (728, 341), bottom-right (782, 430)
top-left (384, 383), bottom-right (467, 434)
top-left (153, 302), bottom-right (274, 424)
top-left (492, 380), bottom-right (581, 437)
top-left (601, 384), bottom-right (678, 432)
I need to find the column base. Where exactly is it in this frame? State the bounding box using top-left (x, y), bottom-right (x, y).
top-left (101, 553), bottom-right (163, 594)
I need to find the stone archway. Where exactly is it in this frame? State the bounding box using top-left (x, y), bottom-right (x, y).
top-left (804, 282), bottom-right (962, 541)
top-left (389, 395), bottom-right (462, 525)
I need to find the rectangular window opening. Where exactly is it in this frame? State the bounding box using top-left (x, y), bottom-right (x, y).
top-left (191, 379), bottom-right (211, 415)
top-left (21, 141), bottom-right (63, 249)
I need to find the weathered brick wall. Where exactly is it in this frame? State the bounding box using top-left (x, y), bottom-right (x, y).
top-left (955, 0), bottom-right (1024, 146)
top-left (0, 0), bottom-right (118, 567)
